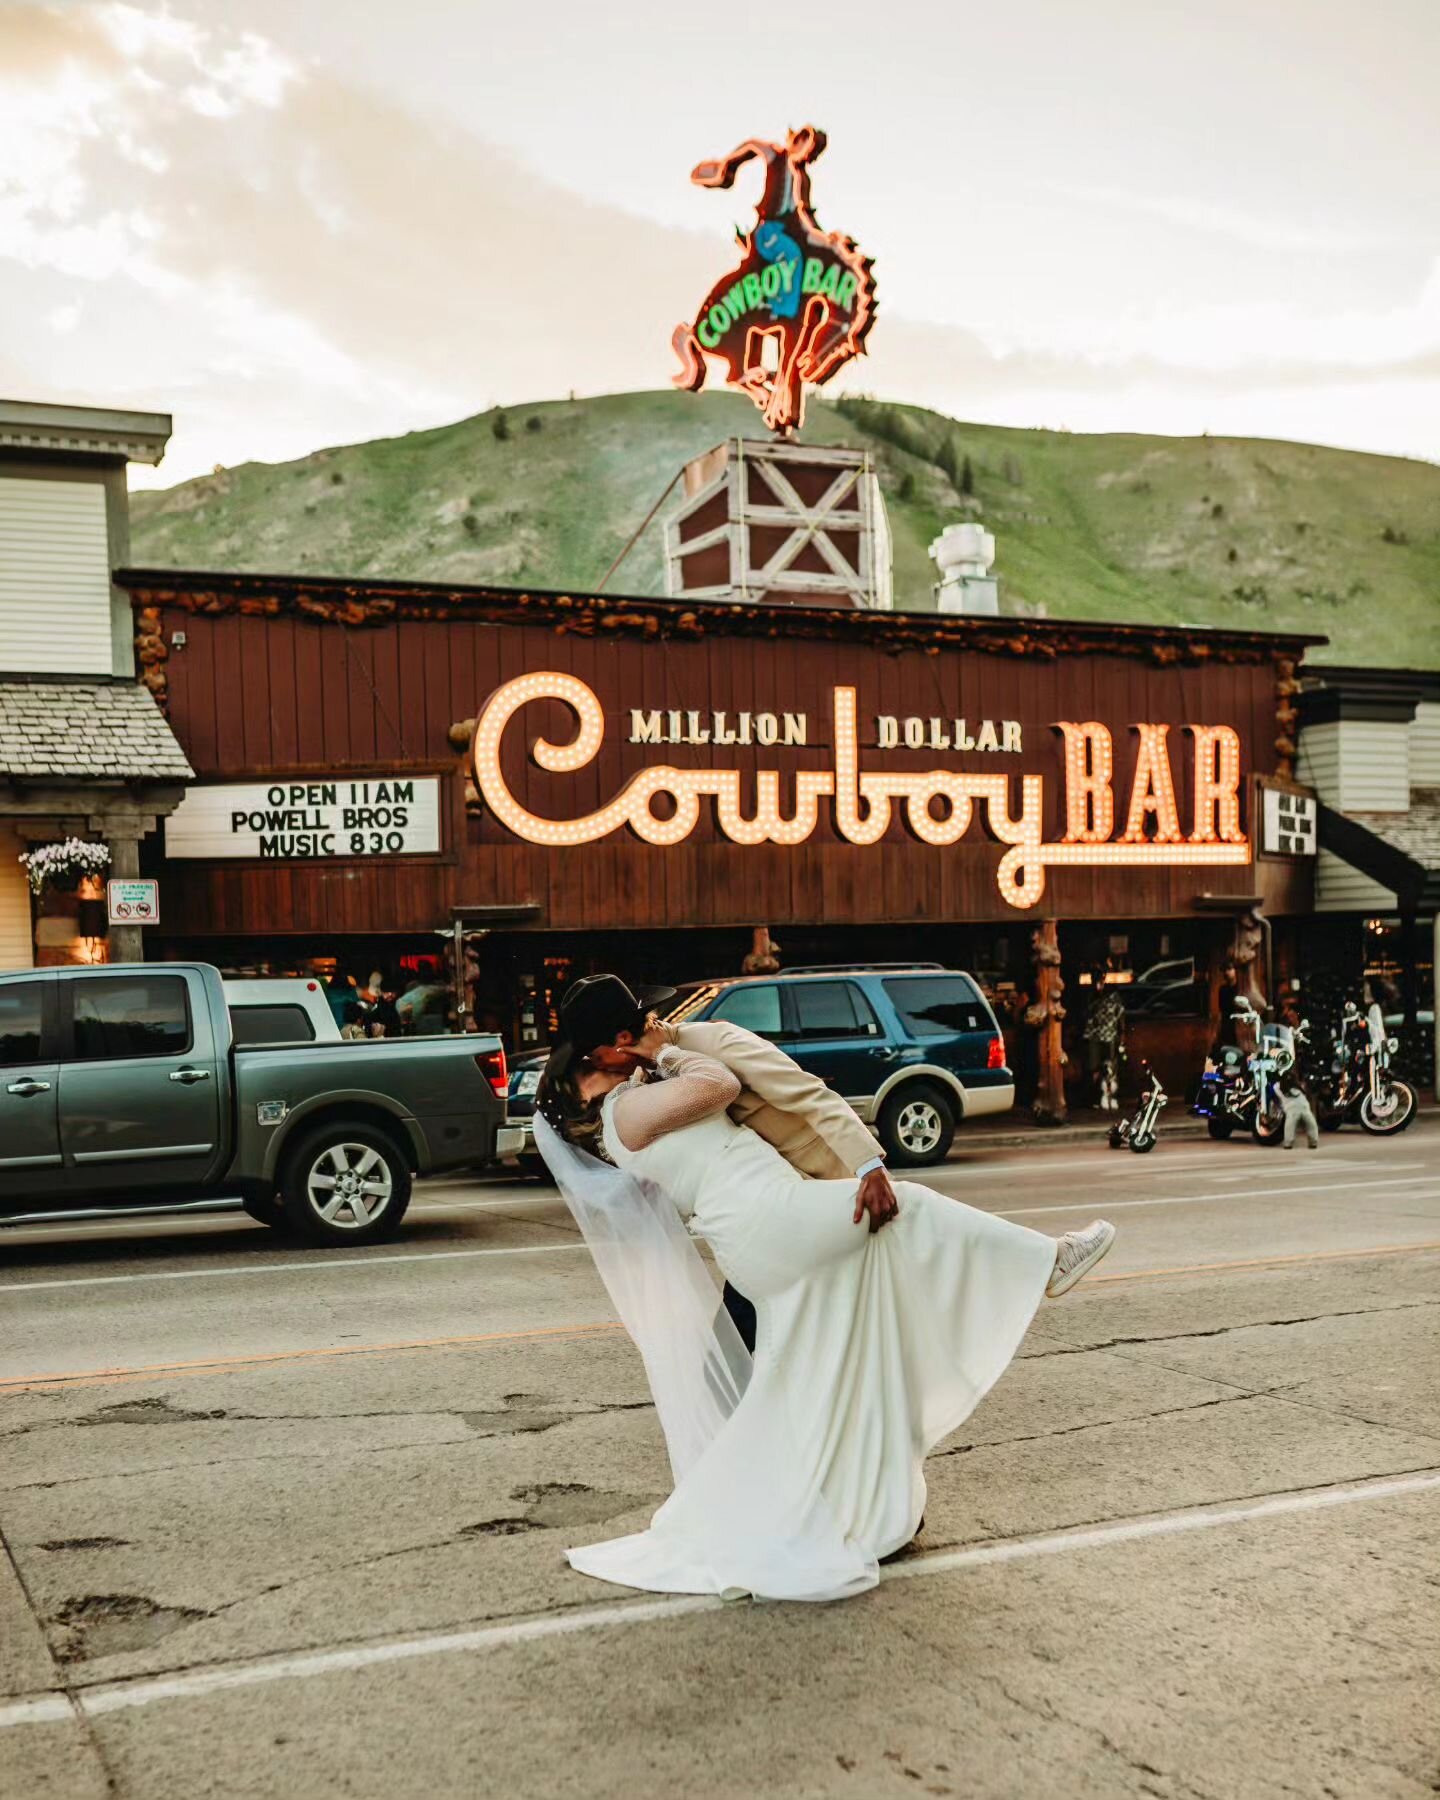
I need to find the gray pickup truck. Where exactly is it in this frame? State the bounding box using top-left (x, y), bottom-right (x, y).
top-left (0, 963), bottom-right (520, 1245)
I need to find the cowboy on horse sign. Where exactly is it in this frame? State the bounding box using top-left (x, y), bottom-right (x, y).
top-left (672, 126), bottom-right (877, 436)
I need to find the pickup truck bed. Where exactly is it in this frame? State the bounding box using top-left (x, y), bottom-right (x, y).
top-left (0, 963), bottom-right (518, 1245)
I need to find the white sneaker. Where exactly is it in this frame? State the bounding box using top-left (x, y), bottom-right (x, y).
top-left (1046, 1220), bottom-right (1117, 1298)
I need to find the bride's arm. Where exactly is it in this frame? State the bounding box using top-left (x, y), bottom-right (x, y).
top-left (611, 1048), bottom-right (741, 1152)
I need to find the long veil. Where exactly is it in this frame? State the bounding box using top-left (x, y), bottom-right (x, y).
top-left (534, 1112), bottom-right (877, 1602)
top-left (533, 1113), bottom-right (751, 1481)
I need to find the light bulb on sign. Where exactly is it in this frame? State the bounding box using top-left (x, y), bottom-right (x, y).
top-left (469, 672), bottom-right (1253, 909)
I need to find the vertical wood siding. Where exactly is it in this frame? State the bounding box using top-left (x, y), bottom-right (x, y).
top-left (153, 606), bottom-right (1302, 935)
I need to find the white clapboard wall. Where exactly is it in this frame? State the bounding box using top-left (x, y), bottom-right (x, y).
top-left (1296, 717), bottom-right (1408, 913)
top-left (1296, 719), bottom-right (1410, 813)
top-left (0, 477), bottom-right (113, 675)
top-left (1413, 702), bottom-right (1440, 786)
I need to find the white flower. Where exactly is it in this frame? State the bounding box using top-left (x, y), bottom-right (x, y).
top-left (18, 838), bottom-right (113, 893)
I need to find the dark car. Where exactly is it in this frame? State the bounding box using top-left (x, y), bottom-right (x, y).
top-left (505, 964), bottom-right (1012, 1169)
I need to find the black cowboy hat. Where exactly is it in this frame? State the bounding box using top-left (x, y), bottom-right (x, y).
top-left (559, 973), bottom-right (677, 1059)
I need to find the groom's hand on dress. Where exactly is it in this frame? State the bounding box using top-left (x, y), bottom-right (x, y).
top-left (854, 1167), bottom-right (899, 1232)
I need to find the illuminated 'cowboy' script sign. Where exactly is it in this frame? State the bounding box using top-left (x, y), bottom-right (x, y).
top-left (471, 673), bottom-right (1251, 909)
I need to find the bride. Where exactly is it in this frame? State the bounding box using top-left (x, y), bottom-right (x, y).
top-left (535, 1037), bottom-right (1114, 1604)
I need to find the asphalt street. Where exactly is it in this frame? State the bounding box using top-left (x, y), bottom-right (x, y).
top-left (2, 1118), bottom-right (1437, 1800)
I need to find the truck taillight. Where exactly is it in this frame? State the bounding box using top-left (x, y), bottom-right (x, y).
top-left (475, 1047), bottom-right (509, 1098)
top-left (987, 1035), bottom-right (1006, 1070)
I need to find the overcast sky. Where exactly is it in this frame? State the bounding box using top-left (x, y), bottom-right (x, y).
top-left (2, 0), bottom-right (1437, 486)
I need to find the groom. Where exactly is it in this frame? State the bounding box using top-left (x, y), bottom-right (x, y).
top-left (558, 974), bottom-right (899, 1353)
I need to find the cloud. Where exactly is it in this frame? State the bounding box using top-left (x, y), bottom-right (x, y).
top-left (0, 2), bottom-right (1436, 480)
top-left (1044, 180), bottom-right (1404, 257)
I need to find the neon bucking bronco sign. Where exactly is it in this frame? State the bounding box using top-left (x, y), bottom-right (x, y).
top-left (671, 126), bottom-right (877, 436)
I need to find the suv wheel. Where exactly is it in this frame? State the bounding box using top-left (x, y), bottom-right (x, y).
top-left (878, 1083), bottom-right (955, 1168)
top-left (279, 1122), bottom-right (412, 1246)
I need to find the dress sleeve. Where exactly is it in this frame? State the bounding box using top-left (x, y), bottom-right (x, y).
top-left (610, 1048), bottom-right (742, 1153)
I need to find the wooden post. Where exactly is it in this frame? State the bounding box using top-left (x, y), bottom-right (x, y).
top-left (90, 810), bottom-right (156, 966)
top-left (1032, 919), bottom-right (1068, 1124)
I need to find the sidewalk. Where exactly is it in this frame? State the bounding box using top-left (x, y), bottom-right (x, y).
top-left (963, 1091), bottom-right (1432, 1150)
top-left (959, 1105), bottom-right (1209, 1150)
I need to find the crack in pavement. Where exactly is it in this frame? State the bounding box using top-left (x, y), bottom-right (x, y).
top-left (1027, 1297), bottom-right (1440, 1359)
top-left (1, 1394), bottom-right (659, 1473)
top-left (908, 1460), bottom-right (1440, 1562)
top-left (1085, 1339), bottom-right (1440, 1449)
top-left (23, 1463), bottom-right (1435, 1703)
top-left (975, 1672), bottom-right (1224, 1800)
top-left (936, 1389), bottom-right (1266, 1458)
top-left (1, 1518), bottom-right (121, 1793)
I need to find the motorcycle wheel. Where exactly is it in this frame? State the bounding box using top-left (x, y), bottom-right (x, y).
top-left (1252, 1106), bottom-right (1285, 1146)
top-left (1206, 1117), bottom-right (1236, 1140)
top-left (1360, 1082), bottom-right (1416, 1135)
top-left (1129, 1132), bottom-right (1155, 1154)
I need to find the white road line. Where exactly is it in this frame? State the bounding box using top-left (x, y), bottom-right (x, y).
top-left (5, 1172), bottom-right (1435, 1294)
top-left (0, 1196), bottom-right (563, 1244)
top-left (2, 1467), bottom-right (1434, 1731)
top-left (0, 1242), bottom-right (589, 1294)
top-left (999, 1172), bottom-right (1436, 1219)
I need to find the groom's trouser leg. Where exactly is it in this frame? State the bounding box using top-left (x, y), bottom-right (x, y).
top-left (721, 1281), bottom-right (757, 1354)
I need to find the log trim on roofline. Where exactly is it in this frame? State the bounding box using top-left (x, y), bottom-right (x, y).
top-left (119, 567), bottom-right (1319, 778)
top-left (120, 564), bottom-right (1321, 668)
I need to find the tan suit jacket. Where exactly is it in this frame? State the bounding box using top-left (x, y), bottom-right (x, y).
top-left (667, 1017), bottom-right (881, 1179)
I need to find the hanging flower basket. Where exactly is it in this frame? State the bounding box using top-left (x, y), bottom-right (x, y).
top-left (18, 839), bottom-right (111, 897)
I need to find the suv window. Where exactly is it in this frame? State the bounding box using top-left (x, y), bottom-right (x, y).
top-left (230, 1004), bottom-right (316, 1046)
top-left (71, 976), bottom-right (192, 1061)
top-left (884, 975), bottom-right (990, 1037)
top-left (710, 983), bottom-right (782, 1038)
top-left (792, 981), bottom-right (877, 1040)
top-left (0, 982), bottom-right (44, 1067)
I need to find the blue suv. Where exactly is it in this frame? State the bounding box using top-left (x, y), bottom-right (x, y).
top-left (507, 963), bottom-right (1012, 1169)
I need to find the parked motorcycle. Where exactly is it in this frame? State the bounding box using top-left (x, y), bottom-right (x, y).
top-left (1108, 1061), bottom-right (1167, 1153)
top-left (1192, 1001), bottom-right (1309, 1145)
top-left (1316, 1002), bottom-right (1416, 1135)
top-left (1246, 1013), bottom-right (1308, 1145)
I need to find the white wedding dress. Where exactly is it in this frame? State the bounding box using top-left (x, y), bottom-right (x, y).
top-left (552, 1050), bottom-right (1056, 1603)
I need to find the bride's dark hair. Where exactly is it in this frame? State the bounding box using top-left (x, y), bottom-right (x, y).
top-left (536, 1041), bottom-right (610, 1159)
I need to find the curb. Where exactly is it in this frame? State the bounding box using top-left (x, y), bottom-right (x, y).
top-left (959, 1117), bottom-right (1210, 1150)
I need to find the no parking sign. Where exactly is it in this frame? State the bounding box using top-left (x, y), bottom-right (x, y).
top-left (107, 878), bottom-right (160, 926)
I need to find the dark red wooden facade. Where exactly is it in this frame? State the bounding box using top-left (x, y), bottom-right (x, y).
top-left (123, 571), bottom-right (1316, 939)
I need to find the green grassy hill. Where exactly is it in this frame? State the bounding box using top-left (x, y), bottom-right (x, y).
top-left (130, 390), bottom-right (1440, 667)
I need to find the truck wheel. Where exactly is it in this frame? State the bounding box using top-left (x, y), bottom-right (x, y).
top-left (877, 1084), bottom-right (955, 1168)
top-left (280, 1123), bottom-right (412, 1246)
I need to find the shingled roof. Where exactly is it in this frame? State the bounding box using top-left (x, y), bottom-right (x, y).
top-left (0, 680), bottom-right (193, 781)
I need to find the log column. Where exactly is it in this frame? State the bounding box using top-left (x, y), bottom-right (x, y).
top-left (1031, 919), bottom-right (1068, 1125)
